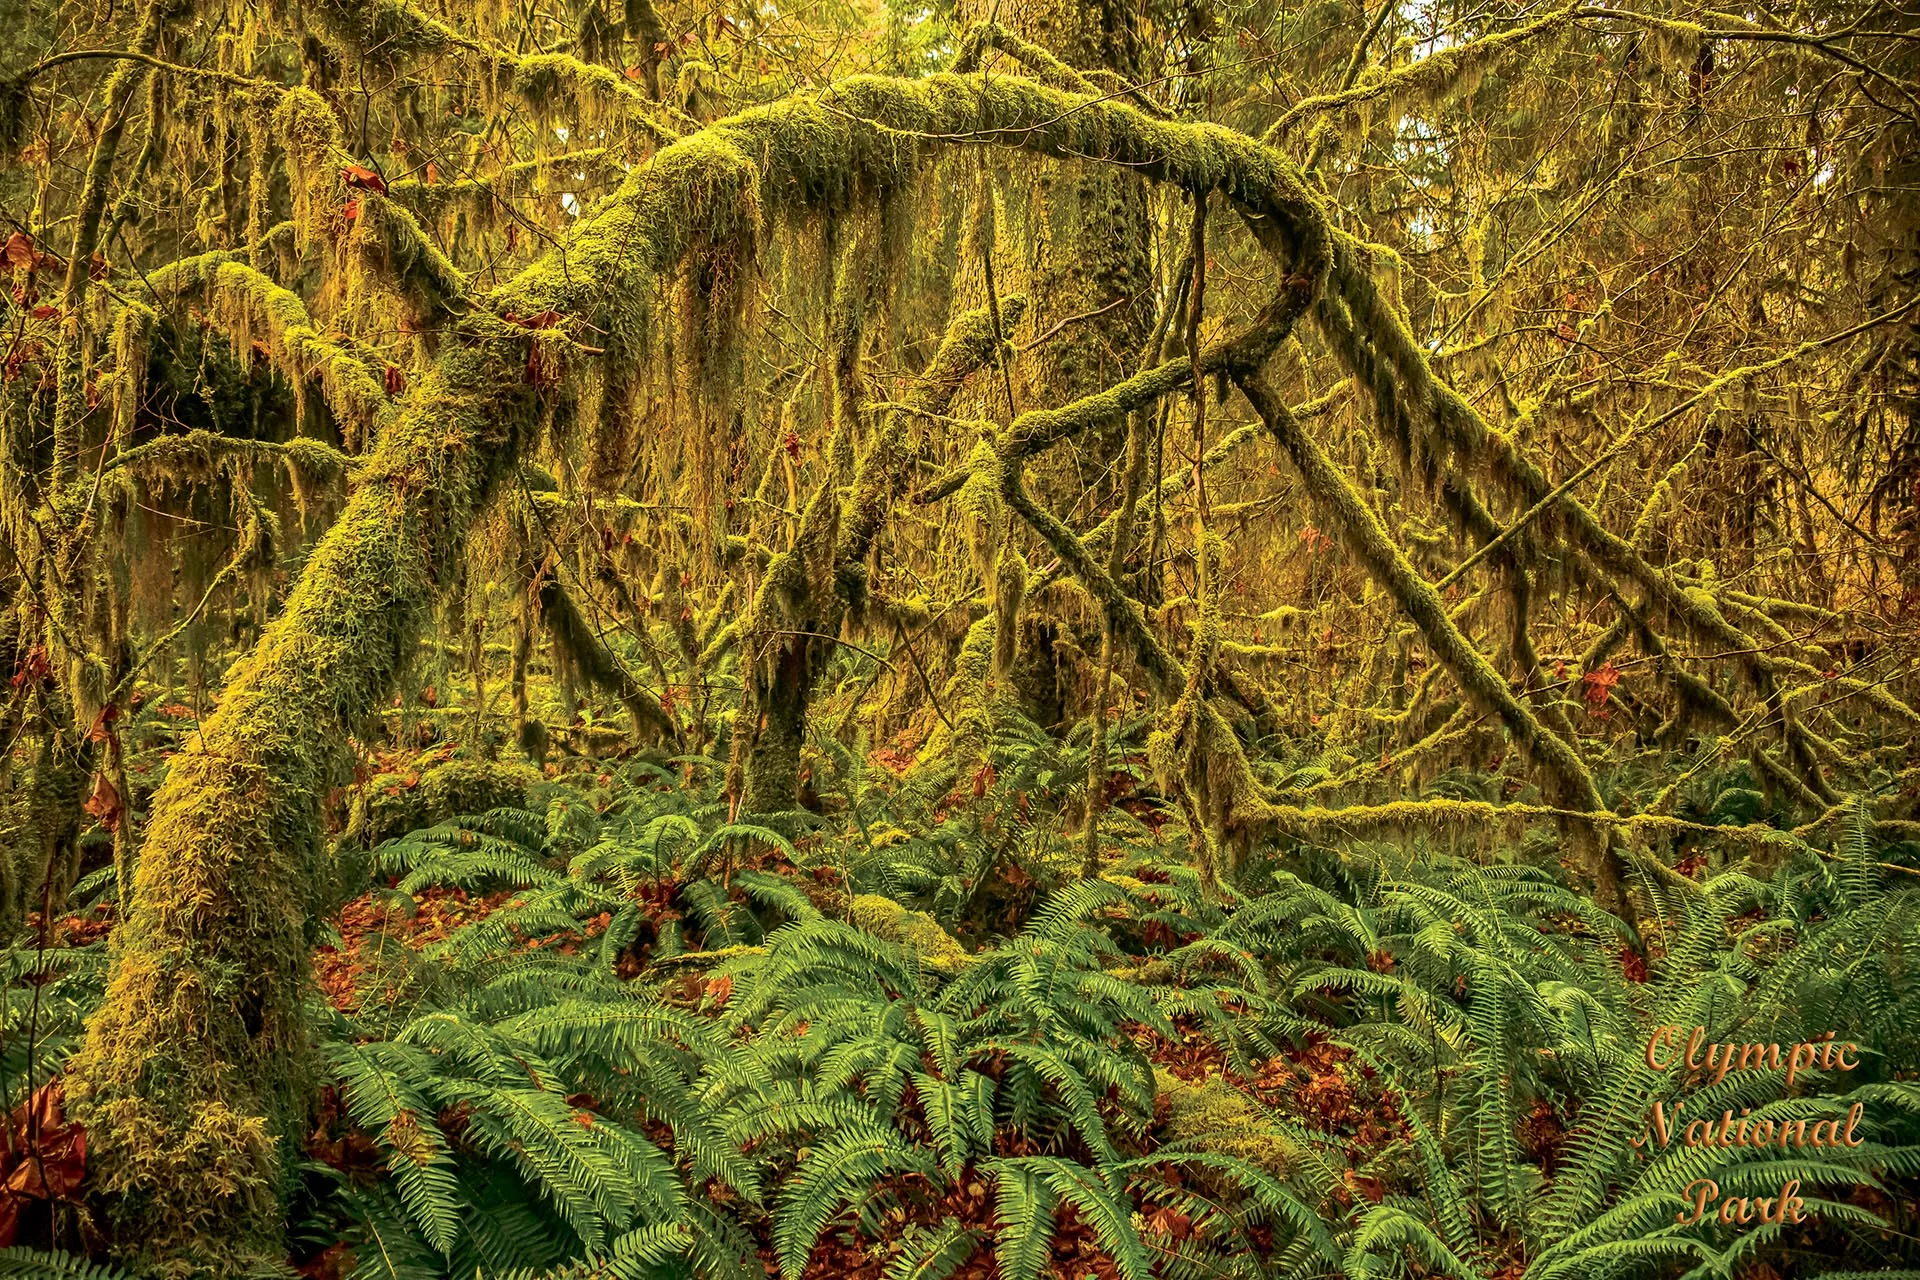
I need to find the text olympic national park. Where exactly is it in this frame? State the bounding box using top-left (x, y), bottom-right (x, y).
top-left (1630, 1025), bottom-right (1867, 1230)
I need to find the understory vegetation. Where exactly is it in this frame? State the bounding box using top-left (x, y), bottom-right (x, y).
top-left (1, 0), bottom-right (1918, 1276)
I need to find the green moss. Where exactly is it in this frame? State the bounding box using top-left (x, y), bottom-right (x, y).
top-left (350, 192), bottom-right (469, 324)
top-left (1155, 1069), bottom-right (1292, 1177)
top-left (145, 253), bottom-right (392, 447)
top-left (77, 61), bottom-right (1340, 1271)
top-left (849, 894), bottom-right (973, 974)
top-left (347, 755), bottom-right (544, 846)
top-left (69, 304), bottom-right (539, 1276)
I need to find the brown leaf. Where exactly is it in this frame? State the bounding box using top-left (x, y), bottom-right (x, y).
top-left (9, 645), bottom-right (49, 690)
top-left (0, 1080), bottom-right (88, 1219)
top-left (85, 702), bottom-right (119, 745)
top-left (2, 233), bottom-right (33, 270)
top-left (82, 772), bottom-right (123, 832)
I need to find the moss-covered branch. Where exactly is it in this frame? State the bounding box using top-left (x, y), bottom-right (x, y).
top-left (534, 569), bottom-right (678, 747)
top-left (1236, 372), bottom-right (1628, 909)
top-left (1264, 5), bottom-right (1581, 143)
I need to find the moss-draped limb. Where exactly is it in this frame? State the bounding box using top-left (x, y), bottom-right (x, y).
top-left (1000, 460), bottom-right (1183, 695)
top-left (346, 192), bottom-right (470, 326)
top-left (980, 282), bottom-right (1320, 702)
top-left (952, 21), bottom-right (1100, 93)
top-left (144, 252), bottom-right (395, 444)
top-left (1265, 796), bottom-right (1799, 863)
top-left (534, 569), bottom-right (678, 747)
top-left (916, 286), bottom-right (1319, 505)
top-left (950, 19), bottom-right (1169, 119)
top-left (1322, 233), bottom-right (1919, 797)
top-left (104, 429), bottom-right (355, 485)
top-left (285, 0), bottom-right (684, 143)
top-left (1235, 372), bottom-right (1628, 911)
top-left (1264, 4), bottom-right (1581, 143)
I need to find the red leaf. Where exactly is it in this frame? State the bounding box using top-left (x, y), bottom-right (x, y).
top-left (1, 233), bottom-right (34, 269)
top-left (384, 364), bottom-right (407, 396)
top-left (0, 1079), bottom-right (88, 1242)
top-left (85, 702), bottom-right (119, 745)
top-left (526, 341), bottom-right (560, 388)
top-left (343, 197), bottom-right (361, 222)
top-left (341, 163), bottom-right (388, 195)
top-left (1581, 661), bottom-right (1621, 717)
top-left (1145, 1206), bottom-right (1193, 1240)
top-left (1621, 948), bottom-right (1649, 983)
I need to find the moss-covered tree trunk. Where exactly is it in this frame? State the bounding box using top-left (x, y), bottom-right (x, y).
top-left (66, 349), bottom-right (537, 1270)
top-left (956, 0), bottom-right (1154, 420)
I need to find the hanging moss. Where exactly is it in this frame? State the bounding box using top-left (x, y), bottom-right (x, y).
top-left (534, 569), bottom-right (677, 747)
top-left (346, 192), bottom-right (469, 326)
top-left (146, 252), bottom-right (392, 446)
top-left (1265, 5), bottom-right (1581, 143)
top-left (1237, 373), bottom-right (1626, 910)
